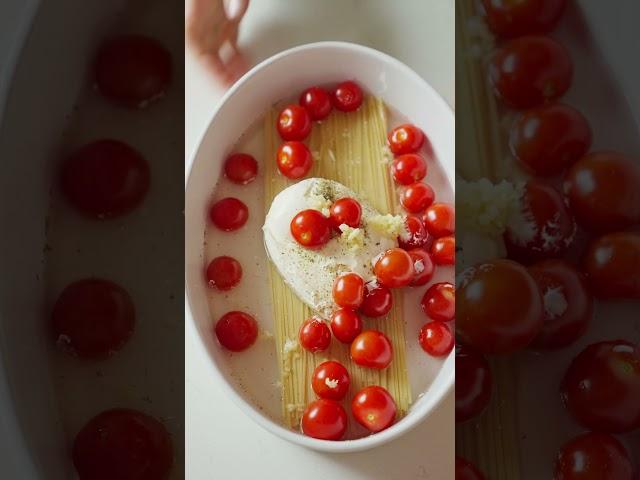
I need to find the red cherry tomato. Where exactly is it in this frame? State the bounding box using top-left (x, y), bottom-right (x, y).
top-left (350, 330), bottom-right (393, 369)
top-left (583, 232), bottom-right (640, 299)
top-left (329, 197), bottom-right (362, 230)
top-left (95, 35), bottom-right (171, 108)
top-left (276, 141), bottom-right (313, 179)
top-left (489, 36), bottom-right (572, 109)
top-left (301, 399), bottom-right (347, 441)
top-left (330, 308), bottom-right (363, 344)
top-left (399, 215), bottom-right (430, 250)
top-left (351, 386), bottom-right (397, 433)
top-left (290, 209), bottom-right (332, 248)
top-left (299, 317), bottom-right (331, 353)
top-left (374, 248), bottom-right (415, 288)
top-left (209, 197), bottom-right (249, 231)
top-left (510, 103), bottom-right (592, 176)
top-left (215, 311), bottom-right (258, 352)
top-left (206, 256), bottom-right (242, 291)
top-left (456, 456), bottom-right (486, 480)
top-left (61, 139), bottom-right (150, 219)
top-left (51, 278), bottom-right (135, 359)
top-left (457, 259), bottom-right (543, 354)
top-left (431, 236), bottom-right (455, 265)
top-left (391, 154), bottom-right (427, 185)
top-left (387, 124), bottom-right (425, 156)
top-left (277, 104), bottom-right (312, 141)
top-left (419, 321), bottom-right (454, 357)
top-left (481, 0), bottom-right (567, 38)
top-left (561, 340), bottom-right (640, 433)
top-left (408, 248), bottom-right (435, 287)
top-left (564, 151), bottom-right (640, 232)
top-left (528, 259), bottom-right (592, 350)
top-left (73, 408), bottom-right (172, 480)
top-left (332, 81), bottom-right (363, 112)
top-left (421, 282), bottom-right (455, 321)
top-left (400, 182), bottom-right (435, 213)
top-left (299, 86), bottom-right (332, 121)
top-left (455, 343), bottom-right (492, 423)
top-left (423, 203), bottom-right (455, 238)
top-left (360, 281), bottom-right (393, 318)
top-left (311, 361), bottom-right (350, 401)
top-left (332, 273), bottom-right (365, 309)
top-left (554, 432), bottom-right (635, 480)
top-left (224, 153), bottom-right (258, 185)
top-left (504, 180), bottom-right (575, 262)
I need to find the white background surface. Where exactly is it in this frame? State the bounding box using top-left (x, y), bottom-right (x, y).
top-left (185, 1), bottom-right (454, 479)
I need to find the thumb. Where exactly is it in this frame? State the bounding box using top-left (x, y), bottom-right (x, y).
top-left (224, 0), bottom-right (250, 22)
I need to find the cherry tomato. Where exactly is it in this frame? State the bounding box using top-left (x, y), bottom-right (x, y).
top-left (360, 281), bottom-right (393, 317)
top-left (277, 104), bottom-right (312, 141)
top-left (224, 153), bottom-right (258, 184)
top-left (423, 203), bottom-right (455, 238)
top-left (351, 330), bottom-right (393, 369)
top-left (332, 273), bottom-right (365, 309)
top-left (564, 151), bottom-right (640, 232)
top-left (51, 278), bottom-right (135, 359)
top-left (95, 35), bottom-right (171, 108)
top-left (61, 139), bottom-right (150, 219)
top-left (431, 236), bottom-right (455, 265)
top-left (330, 308), bottom-right (363, 344)
top-left (301, 399), bottom-right (347, 441)
top-left (311, 361), bottom-right (350, 401)
top-left (205, 256), bottom-right (242, 291)
top-left (73, 408), bottom-right (172, 480)
top-left (351, 386), bottom-right (397, 433)
top-left (456, 456), bottom-right (486, 480)
top-left (421, 282), bottom-right (455, 321)
top-left (332, 81), bottom-right (363, 112)
top-left (399, 215), bottom-right (430, 250)
top-left (455, 343), bottom-right (492, 423)
top-left (388, 124), bottom-right (425, 156)
top-left (209, 197), bottom-right (249, 231)
top-left (510, 103), bottom-right (592, 177)
top-left (290, 209), bottom-right (332, 248)
top-left (561, 340), bottom-right (640, 433)
top-left (408, 248), bottom-right (435, 287)
top-left (504, 180), bottom-right (575, 262)
top-left (374, 248), bottom-right (415, 288)
top-left (583, 232), bottom-right (640, 299)
top-left (457, 259), bottom-right (543, 354)
top-left (481, 0), bottom-right (567, 38)
top-left (215, 311), bottom-right (258, 352)
top-left (391, 154), bottom-right (427, 185)
top-left (277, 141), bottom-right (313, 179)
top-left (400, 182), bottom-right (435, 213)
top-left (528, 259), bottom-right (592, 350)
top-left (419, 322), bottom-right (454, 357)
top-left (299, 86), bottom-right (332, 121)
top-left (329, 197), bottom-right (362, 230)
top-left (299, 317), bottom-right (331, 353)
top-left (489, 36), bottom-right (572, 109)
top-left (554, 432), bottom-right (635, 480)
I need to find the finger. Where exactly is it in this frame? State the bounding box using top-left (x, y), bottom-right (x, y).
top-left (224, 0), bottom-right (250, 22)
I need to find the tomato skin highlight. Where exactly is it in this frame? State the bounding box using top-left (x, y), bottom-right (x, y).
top-left (209, 197), bottom-right (249, 231)
top-left (455, 343), bottom-right (492, 423)
top-left (456, 456), bottom-right (486, 480)
top-left (400, 182), bottom-right (435, 213)
top-left (419, 322), bottom-right (454, 357)
top-left (299, 86), bottom-right (332, 120)
top-left (52, 278), bottom-right (135, 359)
top-left (561, 340), bottom-right (640, 433)
top-left (73, 408), bottom-right (173, 480)
top-left (329, 197), bottom-right (362, 230)
top-left (332, 81), bottom-right (363, 112)
top-left (510, 103), bottom-right (591, 177)
top-left (206, 256), bottom-right (242, 291)
top-left (332, 273), bottom-right (365, 309)
top-left (360, 281), bottom-right (393, 318)
top-left (351, 386), bottom-right (397, 433)
top-left (311, 361), bottom-right (350, 401)
top-left (299, 318), bottom-right (331, 353)
top-left (224, 153), bottom-right (258, 184)
top-left (407, 248), bottom-right (435, 287)
top-left (489, 35), bottom-right (572, 109)
top-left (430, 236), bottom-right (455, 265)
top-left (421, 282), bottom-right (454, 321)
top-left (277, 104), bottom-right (312, 141)
top-left (374, 248), bottom-right (415, 288)
top-left (276, 141), bottom-right (313, 179)
top-left (350, 330), bottom-right (393, 369)
top-left (481, 0), bottom-right (567, 38)
top-left (330, 308), bottom-right (363, 344)
top-left (391, 153), bottom-right (427, 185)
top-left (301, 399), bottom-right (348, 440)
top-left (423, 203), bottom-right (455, 238)
top-left (388, 124), bottom-right (425, 155)
top-left (215, 311), bottom-right (258, 352)
top-left (290, 209), bottom-right (332, 248)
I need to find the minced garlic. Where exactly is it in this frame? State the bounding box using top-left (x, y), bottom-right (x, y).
top-left (338, 224), bottom-right (365, 252)
top-left (368, 214), bottom-right (406, 239)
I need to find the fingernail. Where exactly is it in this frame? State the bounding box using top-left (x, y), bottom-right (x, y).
top-left (225, 0), bottom-right (245, 20)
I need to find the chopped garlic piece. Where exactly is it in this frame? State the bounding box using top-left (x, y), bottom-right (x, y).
top-left (306, 191), bottom-right (333, 214)
top-left (457, 178), bottom-right (520, 236)
top-left (283, 338), bottom-right (299, 355)
top-left (324, 378), bottom-right (340, 389)
top-left (338, 224), bottom-right (365, 252)
top-left (368, 214), bottom-right (406, 239)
